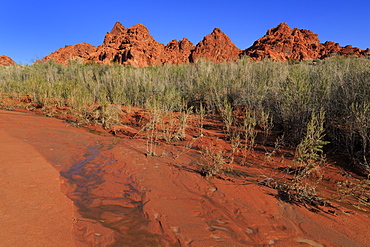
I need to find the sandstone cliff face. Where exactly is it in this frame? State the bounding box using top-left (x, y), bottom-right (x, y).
top-left (0, 55), bottom-right (16, 66)
top-left (42, 43), bottom-right (96, 65)
top-left (242, 22), bottom-right (367, 61)
top-left (190, 28), bottom-right (241, 63)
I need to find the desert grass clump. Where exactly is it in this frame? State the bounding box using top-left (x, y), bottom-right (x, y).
top-left (159, 104), bottom-right (192, 144)
top-left (198, 146), bottom-right (231, 179)
top-left (143, 96), bottom-right (162, 156)
top-left (195, 101), bottom-right (206, 137)
top-left (216, 98), bottom-right (234, 139)
top-left (337, 178), bottom-right (370, 211)
top-left (258, 109), bottom-right (274, 145)
top-left (243, 108), bottom-right (257, 152)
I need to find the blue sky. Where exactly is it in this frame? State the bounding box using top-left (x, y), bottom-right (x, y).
top-left (1, 0), bottom-right (369, 64)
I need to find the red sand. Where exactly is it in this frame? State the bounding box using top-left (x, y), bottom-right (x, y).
top-left (0, 109), bottom-right (369, 246)
top-left (0, 120), bottom-right (74, 246)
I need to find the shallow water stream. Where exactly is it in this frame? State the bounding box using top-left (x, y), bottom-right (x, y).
top-left (60, 143), bottom-right (166, 246)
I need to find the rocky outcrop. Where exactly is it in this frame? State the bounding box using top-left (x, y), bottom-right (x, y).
top-left (42, 22), bottom-right (369, 66)
top-left (94, 23), bottom-right (196, 66)
top-left (0, 55), bottom-right (16, 66)
top-left (42, 43), bottom-right (96, 65)
top-left (164, 38), bottom-right (194, 64)
top-left (320, 42), bottom-right (368, 59)
top-left (93, 22), bottom-right (166, 67)
top-left (243, 23), bottom-right (323, 61)
top-left (43, 22), bottom-right (240, 66)
top-left (242, 22), bottom-right (368, 61)
top-left (190, 28), bottom-right (241, 63)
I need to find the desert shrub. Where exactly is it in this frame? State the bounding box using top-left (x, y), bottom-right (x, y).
top-left (1, 56), bottom-right (370, 174)
top-left (261, 111), bottom-right (329, 206)
top-left (294, 111), bottom-right (329, 171)
top-left (287, 111), bottom-right (328, 204)
top-left (337, 178), bottom-right (370, 210)
top-left (198, 147), bottom-right (230, 178)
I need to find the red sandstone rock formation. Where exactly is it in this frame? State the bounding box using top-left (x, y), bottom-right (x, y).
top-left (242, 22), bottom-right (368, 61)
top-left (242, 23), bottom-right (323, 61)
top-left (0, 55), bottom-right (16, 66)
top-left (320, 42), bottom-right (367, 59)
top-left (42, 43), bottom-right (96, 65)
top-left (164, 38), bottom-right (194, 64)
top-left (43, 23), bottom-right (240, 66)
top-left (190, 28), bottom-right (241, 63)
top-left (42, 22), bottom-right (369, 66)
top-left (93, 22), bottom-right (166, 67)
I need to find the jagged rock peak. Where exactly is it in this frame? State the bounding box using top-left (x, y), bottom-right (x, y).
top-left (93, 22), bottom-right (164, 66)
top-left (190, 28), bottom-right (241, 63)
top-left (110, 22), bottom-right (126, 34)
top-left (268, 22), bottom-right (292, 34)
top-left (42, 21), bottom-right (370, 66)
top-left (242, 22), bottom-right (321, 61)
top-left (212, 28), bottom-right (222, 33)
top-left (242, 22), bottom-right (368, 61)
top-left (128, 23), bottom-right (149, 34)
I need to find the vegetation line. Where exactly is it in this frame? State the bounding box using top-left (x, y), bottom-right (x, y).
top-left (1, 56), bottom-right (369, 193)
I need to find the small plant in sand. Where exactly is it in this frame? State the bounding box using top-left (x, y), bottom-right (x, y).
top-left (258, 109), bottom-right (274, 145)
top-left (176, 102), bottom-right (193, 141)
top-left (196, 102), bottom-right (206, 137)
top-left (230, 129), bottom-right (242, 156)
top-left (264, 134), bottom-right (285, 162)
top-left (198, 146), bottom-right (231, 179)
top-left (260, 112), bottom-right (329, 208)
top-left (160, 101), bottom-right (192, 144)
top-left (90, 104), bottom-right (123, 129)
top-left (217, 98), bottom-right (234, 139)
top-left (160, 111), bottom-right (178, 144)
top-left (281, 111), bottom-right (329, 205)
top-left (76, 90), bottom-right (123, 129)
top-left (337, 178), bottom-right (370, 211)
top-left (243, 108), bottom-right (257, 151)
top-left (144, 96), bottom-right (161, 156)
top-left (293, 111), bottom-right (328, 179)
